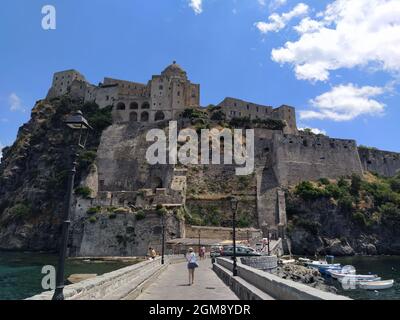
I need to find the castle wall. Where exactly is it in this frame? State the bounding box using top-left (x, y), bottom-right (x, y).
top-left (358, 148), bottom-right (400, 177)
top-left (272, 133), bottom-right (363, 186)
top-left (47, 70), bottom-right (86, 99)
top-left (218, 97), bottom-right (273, 120)
top-left (95, 123), bottom-right (175, 192)
top-left (272, 105), bottom-right (298, 135)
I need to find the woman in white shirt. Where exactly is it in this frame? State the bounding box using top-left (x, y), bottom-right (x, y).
top-left (186, 247), bottom-right (198, 285)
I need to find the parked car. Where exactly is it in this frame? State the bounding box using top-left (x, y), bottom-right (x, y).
top-left (210, 245), bottom-right (223, 258)
top-left (220, 245), bottom-right (261, 257)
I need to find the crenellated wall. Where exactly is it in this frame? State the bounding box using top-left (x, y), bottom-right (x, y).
top-left (272, 133), bottom-right (363, 186)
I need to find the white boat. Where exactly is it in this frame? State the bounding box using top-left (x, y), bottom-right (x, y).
top-left (358, 279), bottom-right (394, 290)
top-left (280, 259), bottom-right (296, 265)
top-left (331, 272), bottom-right (379, 281)
top-left (298, 258), bottom-right (312, 263)
top-left (339, 277), bottom-right (381, 284)
top-left (307, 261), bottom-right (341, 269)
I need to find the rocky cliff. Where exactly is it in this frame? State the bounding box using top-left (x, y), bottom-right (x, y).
top-left (286, 173), bottom-right (400, 256)
top-left (0, 97), bottom-right (112, 250)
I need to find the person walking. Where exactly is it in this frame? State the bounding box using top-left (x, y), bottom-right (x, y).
top-left (186, 247), bottom-right (198, 285)
top-left (200, 246), bottom-right (206, 260)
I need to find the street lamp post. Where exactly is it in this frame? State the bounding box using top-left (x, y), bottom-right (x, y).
top-left (52, 111), bottom-right (92, 301)
top-left (161, 212), bottom-right (165, 265)
top-left (230, 196), bottom-right (239, 277)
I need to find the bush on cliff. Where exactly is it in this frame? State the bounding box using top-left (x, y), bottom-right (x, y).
top-left (87, 206), bottom-right (101, 215)
top-left (294, 181), bottom-right (329, 201)
top-left (8, 203), bottom-right (32, 218)
top-left (75, 186), bottom-right (93, 199)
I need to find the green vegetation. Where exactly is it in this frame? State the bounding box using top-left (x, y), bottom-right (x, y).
top-left (359, 145), bottom-right (378, 150)
top-left (291, 173), bottom-right (400, 230)
top-left (294, 181), bottom-right (330, 201)
top-left (78, 150), bottom-right (97, 171)
top-left (87, 206), bottom-right (101, 215)
top-left (113, 207), bottom-right (130, 214)
top-left (8, 203), bottom-right (31, 218)
top-left (210, 109), bottom-right (226, 121)
top-left (74, 186), bottom-right (93, 199)
top-left (237, 211), bottom-right (252, 228)
top-left (156, 204), bottom-right (168, 216)
top-left (82, 103), bottom-right (113, 132)
top-left (88, 216), bottom-right (98, 223)
top-left (182, 108), bottom-right (208, 120)
top-left (135, 210), bottom-right (146, 221)
top-left (229, 116), bottom-right (286, 130)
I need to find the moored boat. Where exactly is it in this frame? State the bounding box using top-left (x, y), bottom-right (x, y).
top-left (358, 279), bottom-right (394, 290)
top-left (331, 272), bottom-right (379, 281)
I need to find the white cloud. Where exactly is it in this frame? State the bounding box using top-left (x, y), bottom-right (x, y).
top-left (299, 127), bottom-right (327, 135)
top-left (300, 84), bottom-right (386, 121)
top-left (255, 3), bottom-right (309, 34)
top-left (188, 0), bottom-right (203, 15)
top-left (268, 0), bottom-right (287, 11)
top-left (8, 93), bottom-right (25, 112)
top-left (271, 0), bottom-right (400, 81)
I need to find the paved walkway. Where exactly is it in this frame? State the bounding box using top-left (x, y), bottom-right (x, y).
top-left (136, 259), bottom-right (238, 300)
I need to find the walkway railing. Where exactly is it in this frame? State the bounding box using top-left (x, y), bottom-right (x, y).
top-left (27, 255), bottom-right (184, 300)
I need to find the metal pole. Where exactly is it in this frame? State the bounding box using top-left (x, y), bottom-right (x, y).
top-left (52, 149), bottom-right (78, 300)
top-left (161, 214), bottom-right (165, 265)
top-left (267, 228), bottom-right (271, 256)
top-left (233, 205), bottom-right (238, 276)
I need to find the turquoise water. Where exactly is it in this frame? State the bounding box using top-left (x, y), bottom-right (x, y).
top-left (0, 251), bottom-right (136, 300)
top-left (328, 256), bottom-right (400, 300)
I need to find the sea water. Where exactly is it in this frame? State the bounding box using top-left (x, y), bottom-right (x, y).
top-left (0, 251), bottom-right (136, 300)
top-left (331, 256), bottom-right (400, 300)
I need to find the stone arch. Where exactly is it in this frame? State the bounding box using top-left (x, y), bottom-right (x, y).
top-left (141, 102), bottom-right (150, 109)
top-left (116, 102), bottom-right (126, 110)
top-left (155, 111), bottom-right (165, 121)
top-left (129, 111), bottom-right (138, 122)
top-left (130, 102), bottom-right (139, 110)
top-left (141, 111), bottom-right (149, 122)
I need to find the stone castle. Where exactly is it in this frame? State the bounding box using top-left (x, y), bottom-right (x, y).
top-left (46, 62), bottom-right (400, 257)
top-left (47, 61), bottom-right (298, 134)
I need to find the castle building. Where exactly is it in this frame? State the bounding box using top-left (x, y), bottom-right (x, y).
top-left (47, 62), bottom-right (297, 134)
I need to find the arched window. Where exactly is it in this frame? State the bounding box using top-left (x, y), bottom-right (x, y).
top-left (129, 111), bottom-right (138, 122)
top-left (130, 102), bottom-right (138, 110)
top-left (141, 111), bottom-right (149, 122)
top-left (116, 102), bottom-right (126, 110)
top-left (155, 111), bottom-right (165, 121)
top-left (141, 102), bottom-right (150, 109)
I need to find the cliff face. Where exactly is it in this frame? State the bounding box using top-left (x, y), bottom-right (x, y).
top-left (286, 174), bottom-right (400, 256)
top-left (0, 97), bottom-right (112, 250)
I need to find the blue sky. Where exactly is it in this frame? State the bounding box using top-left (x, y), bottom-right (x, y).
top-left (1, 0), bottom-right (399, 158)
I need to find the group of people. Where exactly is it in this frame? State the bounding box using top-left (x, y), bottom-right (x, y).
top-left (147, 246), bottom-right (207, 286)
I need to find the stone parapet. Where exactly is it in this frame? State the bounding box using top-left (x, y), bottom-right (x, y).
top-left (27, 255), bottom-right (184, 300)
top-left (214, 258), bottom-right (350, 300)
